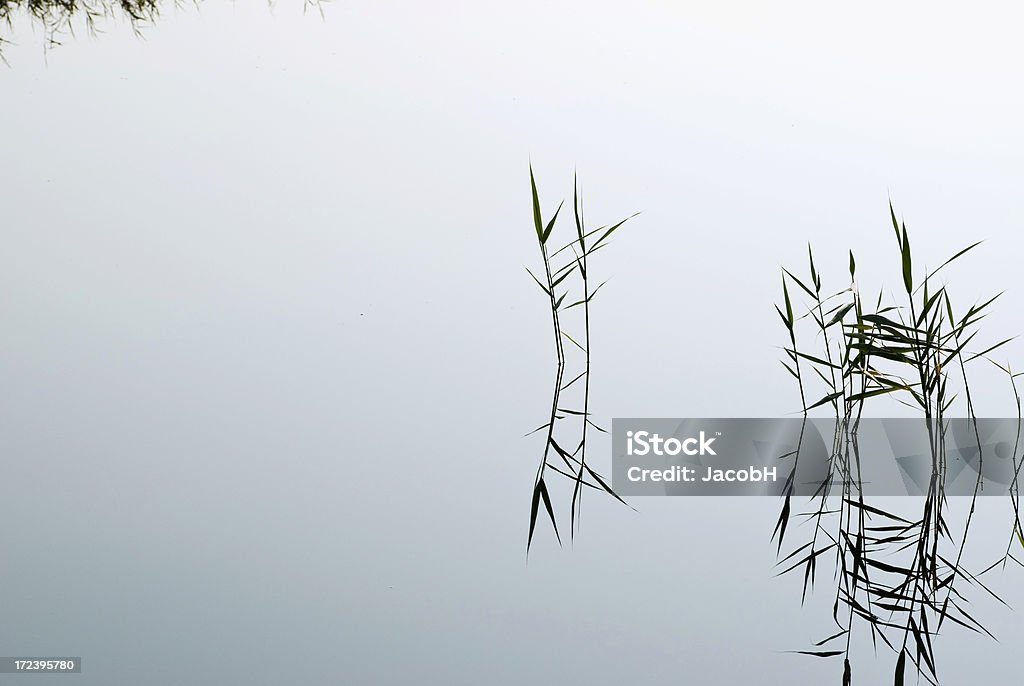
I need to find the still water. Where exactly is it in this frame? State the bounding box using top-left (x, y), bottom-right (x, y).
top-left (2, 2), bottom-right (1024, 684)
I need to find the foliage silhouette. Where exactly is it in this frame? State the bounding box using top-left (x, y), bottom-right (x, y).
top-left (525, 166), bottom-right (636, 551)
top-left (1, 0), bottom-right (161, 52)
top-left (773, 204), bottom-right (1024, 684)
top-left (0, 1), bottom-right (324, 55)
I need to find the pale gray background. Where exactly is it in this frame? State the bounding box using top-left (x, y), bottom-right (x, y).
top-left (2, 2), bottom-right (1023, 684)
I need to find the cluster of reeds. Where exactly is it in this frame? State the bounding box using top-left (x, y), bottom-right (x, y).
top-left (773, 204), bottom-right (1024, 685)
top-left (524, 166), bottom-right (636, 550)
top-left (0, 0), bottom-right (161, 53)
top-left (0, 0), bottom-right (324, 56)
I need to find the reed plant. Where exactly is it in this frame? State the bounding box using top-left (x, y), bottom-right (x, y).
top-left (0, 0), bottom-right (160, 53)
top-left (524, 166), bottom-right (635, 550)
top-left (0, 0), bottom-right (324, 55)
top-left (773, 204), bottom-right (1024, 685)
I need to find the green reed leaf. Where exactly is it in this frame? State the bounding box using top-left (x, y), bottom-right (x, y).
top-left (530, 164), bottom-right (544, 242)
top-left (783, 276), bottom-right (794, 329)
top-left (901, 225), bottom-right (913, 294)
top-left (889, 200), bottom-right (901, 244)
top-left (525, 267), bottom-right (551, 296)
top-left (826, 303), bottom-right (855, 328)
top-left (541, 201), bottom-right (564, 245)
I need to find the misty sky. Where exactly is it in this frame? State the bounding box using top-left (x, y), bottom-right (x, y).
top-left (2, 2), bottom-right (1024, 684)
